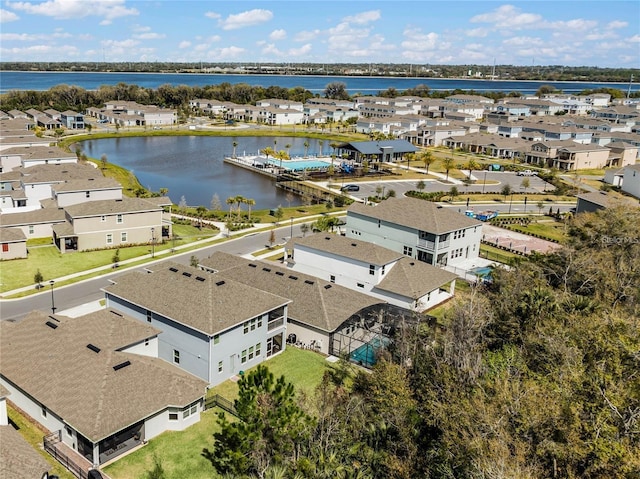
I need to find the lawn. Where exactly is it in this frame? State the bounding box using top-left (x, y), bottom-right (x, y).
top-left (480, 243), bottom-right (521, 264)
top-left (0, 224), bottom-right (217, 293)
top-left (507, 220), bottom-right (567, 243)
top-left (104, 348), bottom-right (331, 479)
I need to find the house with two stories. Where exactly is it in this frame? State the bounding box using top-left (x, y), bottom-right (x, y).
top-left (0, 145), bottom-right (77, 172)
top-left (621, 164), bottom-right (640, 198)
top-left (346, 197), bottom-right (483, 268)
top-left (285, 233), bottom-right (458, 312)
top-left (53, 197), bottom-right (171, 253)
top-left (60, 110), bottom-right (85, 129)
top-left (103, 261), bottom-right (291, 385)
top-left (0, 309), bottom-right (208, 468)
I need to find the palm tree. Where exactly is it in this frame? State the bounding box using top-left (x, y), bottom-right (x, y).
top-left (225, 196), bottom-right (235, 220)
top-left (404, 152), bottom-right (415, 171)
top-left (303, 140), bottom-right (310, 158)
top-left (421, 150), bottom-right (434, 174)
top-left (232, 141), bottom-right (238, 158)
top-left (159, 187), bottom-right (169, 197)
top-left (261, 146), bottom-right (275, 161)
top-left (244, 197), bottom-right (255, 223)
top-left (442, 157), bottom-right (454, 181)
top-left (234, 195), bottom-right (245, 220)
top-left (285, 143), bottom-right (291, 157)
top-left (276, 149), bottom-right (290, 170)
top-left (318, 140), bottom-right (324, 156)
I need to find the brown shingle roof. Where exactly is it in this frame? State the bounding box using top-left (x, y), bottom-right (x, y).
top-left (0, 207), bottom-right (66, 227)
top-left (52, 177), bottom-right (121, 193)
top-left (292, 233), bottom-right (403, 266)
top-left (103, 262), bottom-right (290, 335)
top-left (347, 197), bottom-right (482, 234)
top-left (0, 309), bottom-right (208, 442)
top-left (199, 252), bottom-right (385, 332)
top-left (0, 227), bottom-right (26, 243)
top-left (0, 426), bottom-right (51, 479)
top-left (375, 257), bottom-right (457, 299)
top-left (64, 197), bottom-right (162, 218)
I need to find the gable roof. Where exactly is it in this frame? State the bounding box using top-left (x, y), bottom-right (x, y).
top-left (0, 227), bottom-right (26, 243)
top-left (199, 252), bottom-right (385, 332)
top-left (0, 309), bottom-right (207, 443)
top-left (292, 233), bottom-right (403, 266)
top-left (103, 262), bottom-right (290, 336)
top-left (338, 140), bottom-right (418, 155)
top-left (0, 426), bottom-right (50, 478)
top-left (374, 257), bottom-right (457, 299)
top-left (347, 197), bottom-right (482, 234)
top-left (64, 197), bottom-right (162, 218)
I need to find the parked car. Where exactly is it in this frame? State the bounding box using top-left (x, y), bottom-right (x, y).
top-left (340, 184), bottom-right (360, 192)
top-left (517, 170), bottom-right (538, 176)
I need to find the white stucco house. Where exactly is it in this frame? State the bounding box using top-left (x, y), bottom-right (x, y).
top-left (285, 233), bottom-right (458, 312)
top-left (346, 197), bottom-right (483, 268)
top-left (621, 164), bottom-right (640, 198)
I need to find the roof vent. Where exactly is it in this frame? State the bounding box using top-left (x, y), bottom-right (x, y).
top-left (248, 263), bottom-right (257, 268)
top-left (169, 267), bottom-right (179, 272)
top-left (324, 236), bottom-right (331, 240)
top-left (263, 267), bottom-right (271, 272)
top-left (182, 272), bottom-right (192, 277)
top-left (288, 275), bottom-right (298, 280)
top-left (196, 276), bottom-right (206, 282)
top-left (113, 360), bottom-right (131, 371)
top-left (410, 262), bottom-right (415, 266)
top-left (324, 284), bottom-right (332, 289)
top-left (304, 280), bottom-right (314, 285)
top-left (216, 280), bottom-right (225, 286)
top-left (275, 271), bottom-right (284, 276)
top-left (87, 343), bottom-right (101, 353)
top-left (351, 243), bottom-right (357, 247)
top-left (45, 321), bottom-right (58, 329)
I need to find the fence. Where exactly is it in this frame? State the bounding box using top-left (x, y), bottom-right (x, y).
top-left (44, 431), bottom-right (89, 479)
top-left (204, 394), bottom-right (238, 417)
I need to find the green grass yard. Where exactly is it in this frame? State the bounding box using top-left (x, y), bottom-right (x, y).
top-left (506, 220), bottom-right (568, 243)
top-left (104, 348), bottom-right (331, 479)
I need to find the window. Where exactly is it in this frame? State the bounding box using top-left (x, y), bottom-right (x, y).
top-left (1, 243), bottom-right (7, 252)
top-left (116, 214), bottom-right (123, 224)
top-left (144, 338), bottom-right (149, 346)
top-left (41, 406), bottom-right (47, 418)
top-left (213, 334), bottom-right (220, 344)
top-left (357, 283), bottom-right (364, 288)
top-left (85, 191), bottom-right (90, 198)
top-left (121, 232), bottom-right (127, 243)
top-left (381, 265), bottom-right (386, 275)
top-left (369, 264), bottom-right (375, 275)
top-left (173, 349), bottom-right (180, 364)
top-left (101, 215), bottom-right (106, 222)
top-left (404, 246), bottom-right (413, 256)
top-left (243, 317), bottom-right (262, 334)
top-left (241, 349), bottom-right (247, 363)
top-left (218, 361), bottom-right (223, 373)
top-left (249, 346), bottom-right (254, 360)
top-left (330, 275), bottom-right (335, 283)
top-left (146, 310), bottom-right (152, 323)
top-left (106, 233), bottom-right (113, 245)
top-left (169, 413), bottom-right (178, 421)
top-left (255, 342), bottom-right (261, 357)
top-left (28, 225), bottom-right (34, 235)
top-left (65, 426), bottom-right (73, 437)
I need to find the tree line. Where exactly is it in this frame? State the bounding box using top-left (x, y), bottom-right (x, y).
top-left (198, 206), bottom-right (639, 479)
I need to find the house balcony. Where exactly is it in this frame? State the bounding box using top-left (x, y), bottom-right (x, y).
top-left (417, 239), bottom-right (449, 251)
top-left (268, 316), bottom-right (285, 331)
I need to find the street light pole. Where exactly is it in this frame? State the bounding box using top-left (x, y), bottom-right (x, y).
top-left (483, 171), bottom-right (487, 194)
top-left (151, 227), bottom-right (155, 258)
top-left (290, 217), bottom-right (294, 239)
top-left (49, 280), bottom-right (56, 314)
top-left (509, 194), bottom-right (513, 214)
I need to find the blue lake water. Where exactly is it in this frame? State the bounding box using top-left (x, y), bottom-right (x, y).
top-left (1, 71), bottom-right (637, 95)
top-left (78, 136), bottom-right (329, 210)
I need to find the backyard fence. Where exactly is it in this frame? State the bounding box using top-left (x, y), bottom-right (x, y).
top-left (204, 394), bottom-right (238, 417)
top-left (44, 431), bottom-right (90, 479)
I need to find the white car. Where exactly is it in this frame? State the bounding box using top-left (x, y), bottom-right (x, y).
top-left (517, 170), bottom-right (537, 176)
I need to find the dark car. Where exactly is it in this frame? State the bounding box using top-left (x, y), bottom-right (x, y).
top-left (340, 184), bottom-right (360, 192)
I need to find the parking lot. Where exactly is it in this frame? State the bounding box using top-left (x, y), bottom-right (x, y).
top-left (341, 171), bottom-right (552, 200)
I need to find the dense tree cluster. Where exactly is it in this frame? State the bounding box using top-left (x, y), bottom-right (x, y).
top-left (206, 206), bottom-right (639, 478)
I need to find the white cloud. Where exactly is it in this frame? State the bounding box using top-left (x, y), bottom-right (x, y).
top-left (219, 9), bottom-right (272, 31)
top-left (295, 29), bottom-right (320, 42)
top-left (629, 34), bottom-right (640, 43)
top-left (471, 5), bottom-right (541, 29)
top-left (6, 0), bottom-right (138, 22)
top-left (342, 10), bottom-right (380, 25)
top-left (288, 43), bottom-right (312, 57)
top-left (204, 11), bottom-right (220, 20)
top-left (178, 41), bottom-right (191, 49)
top-left (211, 46), bottom-right (246, 59)
top-left (466, 28), bottom-right (488, 38)
top-left (0, 8), bottom-right (19, 22)
top-left (269, 29), bottom-right (286, 41)
top-left (133, 32), bottom-right (165, 40)
top-left (607, 20), bottom-right (628, 29)
top-left (401, 27), bottom-right (440, 50)
top-left (132, 25), bottom-right (151, 33)
top-left (503, 36), bottom-right (544, 47)
top-left (548, 19), bottom-right (597, 32)
top-left (1, 32), bottom-right (41, 41)
top-left (584, 31), bottom-right (617, 41)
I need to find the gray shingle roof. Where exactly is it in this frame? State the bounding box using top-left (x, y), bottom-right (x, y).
top-left (103, 261), bottom-right (291, 335)
top-left (64, 197), bottom-right (162, 218)
top-left (293, 233), bottom-right (403, 266)
top-left (374, 257), bottom-right (457, 299)
top-left (577, 192), bottom-right (638, 208)
top-left (347, 197), bottom-right (482, 234)
top-left (52, 177), bottom-right (121, 193)
top-left (0, 207), bottom-right (66, 227)
top-left (0, 227), bottom-right (26, 243)
top-left (338, 139), bottom-right (418, 155)
top-left (199, 252), bottom-right (385, 332)
top-left (0, 309), bottom-right (208, 442)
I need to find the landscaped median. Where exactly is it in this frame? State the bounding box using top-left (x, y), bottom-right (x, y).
top-left (103, 347), bottom-right (333, 479)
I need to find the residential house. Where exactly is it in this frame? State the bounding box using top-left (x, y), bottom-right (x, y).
top-left (0, 227), bottom-right (27, 260)
top-left (255, 99), bottom-right (304, 112)
top-left (502, 98), bottom-right (565, 116)
top-left (0, 207), bottom-right (67, 239)
top-left (285, 233), bottom-right (458, 312)
top-left (103, 261), bottom-right (291, 385)
top-left (60, 110), bottom-right (85, 129)
top-left (52, 177), bottom-right (123, 207)
top-left (53, 197), bottom-right (170, 253)
top-left (0, 145), bottom-right (77, 172)
top-left (576, 191), bottom-right (639, 214)
top-left (346, 197), bottom-right (483, 268)
top-left (603, 168), bottom-right (625, 187)
top-left (403, 122), bottom-right (468, 147)
top-left (336, 139), bottom-right (418, 166)
top-left (1, 385), bottom-right (52, 479)
top-left (621, 164), bottom-right (640, 198)
top-left (197, 252), bottom-right (412, 364)
top-left (604, 142), bottom-right (639, 168)
top-left (0, 309), bottom-right (208, 467)
top-left (552, 142), bottom-right (612, 170)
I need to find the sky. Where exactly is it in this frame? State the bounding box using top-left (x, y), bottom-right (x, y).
top-left (0, 0), bottom-right (638, 67)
